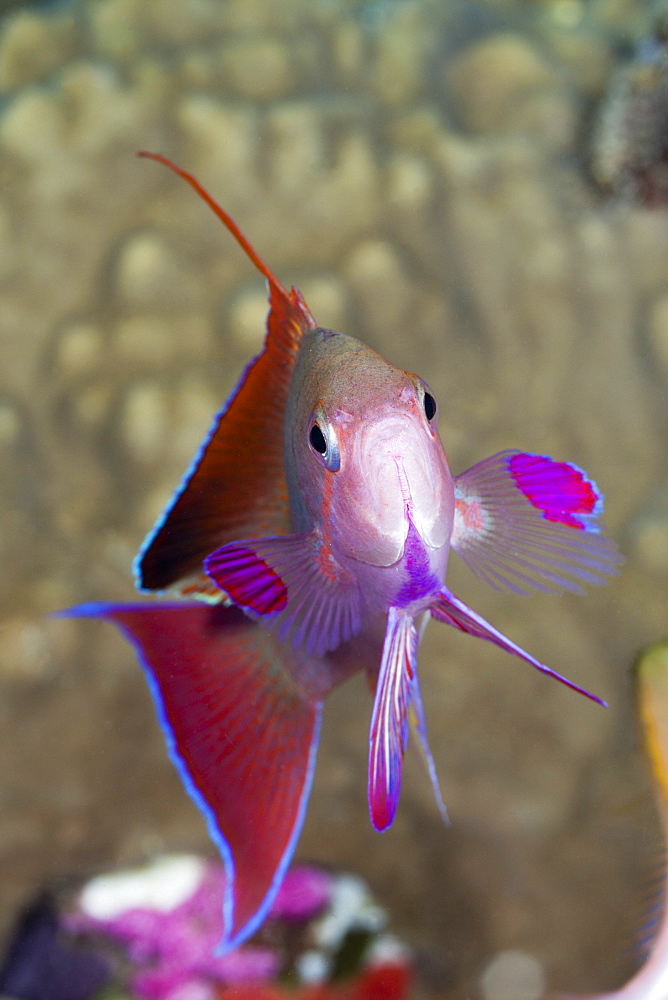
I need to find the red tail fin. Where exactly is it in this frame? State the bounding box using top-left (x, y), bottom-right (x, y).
top-left (66, 602), bottom-right (322, 950)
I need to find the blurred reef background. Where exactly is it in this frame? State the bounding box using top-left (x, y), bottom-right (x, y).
top-left (0, 0), bottom-right (667, 997)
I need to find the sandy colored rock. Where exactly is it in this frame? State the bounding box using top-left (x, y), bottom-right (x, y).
top-left (1, 86), bottom-right (63, 162)
top-left (344, 239), bottom-right (413, 343)
top-left (119, 380), bottom-right (169, 463)
top-left (545, 26), bottom-right (613, 97)
top-left (222, 34), bottom-right (295, 101)
top-left (142, 0), bottom-right (222, 47)
top-left (88, 0), bottom-right (143, 61)
top-left (265, 101), bottom-right (328, 197)
top-left (631, 514), bottom-right (668, 574)
top-left (0, 10), bottom-right (77, 91)
top-left (114, 315), bottom-right (174, 367)
top-left (298, 275), bottom-right (349, 334)
top-left (502, 88), bottom-right (578, 149)
top-left (0, 617), bottom-right (78, 682)
top-left (332, 19), bottom-right (365, 83)
top-left (57, 323), bottom-right (104, 380)
top-left (115, 233), bottom-right (182, 306)
top-left (385, 152), bottom-right (434, 213)
top-left (447, 33), bottom-right (557, 134)
top-left (114, 314), bottom-right (212, 370)
top-left (0, 400), bottom-right (22, 450)
top-left (648, 293), bottom-right (668, 375)
top-left (176, 95), bottom-right (261, 201)
top-left (372, 5), bottom-right (431, 107)
top-left (69, 379), bottom-right (115, 432)
top-left (170, 374), bottom-right (222, 466)
top-left (481, 949), bottom-right (546, 1000)
top-left (227, 286), bottom-right (272, 352)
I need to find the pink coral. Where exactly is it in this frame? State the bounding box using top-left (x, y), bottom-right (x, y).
top-left (67, 859), bottom-right (337, 999)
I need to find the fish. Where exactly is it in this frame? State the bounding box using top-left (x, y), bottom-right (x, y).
top-left (63, 152), bottom-right (623, 953)
top-left (551, 641), bottom-right (668, 1000)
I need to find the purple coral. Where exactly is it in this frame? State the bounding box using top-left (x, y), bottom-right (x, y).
top-left (66, 855), bottom-right (333, 1000)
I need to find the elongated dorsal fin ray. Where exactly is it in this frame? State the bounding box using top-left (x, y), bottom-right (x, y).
top-left (138, 151), bottom-right (288, 295)
top-left (135, 153), bottom-right (316, 591)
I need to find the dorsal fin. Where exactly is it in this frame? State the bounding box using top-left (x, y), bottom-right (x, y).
top-left (138, 153), bottom-right (286, 295)
top-left (135, 153), bottom-right (316, 591)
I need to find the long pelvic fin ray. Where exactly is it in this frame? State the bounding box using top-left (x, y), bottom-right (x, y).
top-left (368, 608), bottom-right (419, 832)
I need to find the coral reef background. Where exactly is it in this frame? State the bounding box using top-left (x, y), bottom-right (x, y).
top-left (0, 1), bottom-right (666, 997)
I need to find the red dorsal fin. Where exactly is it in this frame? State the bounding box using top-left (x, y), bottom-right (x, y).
top-left (135, 153), bottom-right (316, 592)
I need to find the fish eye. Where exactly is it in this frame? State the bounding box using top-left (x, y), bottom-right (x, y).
top-left (414, 378), bottom-right (437, 425)
top-left (307, 405), bottom-right (340, 472)
top-left (309, 423), bottom-right (327, 454)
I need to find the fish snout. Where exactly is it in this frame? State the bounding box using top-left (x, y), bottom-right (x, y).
top-left (358, 419), bottom-right (452, 553)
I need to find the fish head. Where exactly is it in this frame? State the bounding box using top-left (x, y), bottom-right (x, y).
top-left (286, 328), bottom-right (455, 567)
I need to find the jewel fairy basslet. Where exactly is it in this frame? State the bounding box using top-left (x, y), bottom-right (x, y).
top-left (64, 152), bottom-right (623, 952)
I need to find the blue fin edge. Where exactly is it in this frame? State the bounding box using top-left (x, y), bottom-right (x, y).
top-left (55, 602), bottom-right (323, 953)
top-left (131, 351), bottom-right (261, 594)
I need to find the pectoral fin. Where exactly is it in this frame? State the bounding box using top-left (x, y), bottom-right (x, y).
top-left (452, 451), bottom-right (623, 595)
top-left (368, 608), bottom-right (418, 832)
top-left (205, 533), bottom-right (362, 657)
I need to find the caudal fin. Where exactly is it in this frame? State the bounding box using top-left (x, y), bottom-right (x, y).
top-left (64, 602), bottom-right (322, 951)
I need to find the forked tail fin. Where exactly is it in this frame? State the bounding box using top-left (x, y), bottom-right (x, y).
top-left (63, 602), bottom-right (322, 951)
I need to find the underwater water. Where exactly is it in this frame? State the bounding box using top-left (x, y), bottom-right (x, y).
top-left (0, 0), bottom-right (667, 997)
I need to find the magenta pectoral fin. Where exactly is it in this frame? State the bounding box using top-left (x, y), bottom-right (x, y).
top-left (452, 450), bottom-right (623, 595)
top-left (63, 602), bottom-right (322, 951)
top-left (431, 588), bottom-right (607, 707)
top-left (368, 608), bottom-right (418, 832)
top-left (205, 533), bottom-right (362, 657)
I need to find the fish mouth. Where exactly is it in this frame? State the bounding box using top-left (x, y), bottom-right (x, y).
top-left (338, 416), bottom-right (451, 567)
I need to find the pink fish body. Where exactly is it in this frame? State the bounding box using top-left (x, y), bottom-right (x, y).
top-left (66, 154), bottom-right (623, 951)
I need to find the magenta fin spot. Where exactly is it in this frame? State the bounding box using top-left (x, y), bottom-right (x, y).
top-left (206, 544), bottom-right (288, 615)
top-left (508, 452), bottom-right (601, 531)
